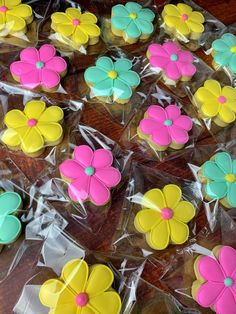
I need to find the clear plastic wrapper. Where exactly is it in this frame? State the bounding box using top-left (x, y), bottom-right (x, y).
top-left (120, 84), bottom-right (204, 161)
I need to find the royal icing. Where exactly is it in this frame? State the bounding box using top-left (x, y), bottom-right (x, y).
top-left (59, 145), bottom-right (121, 206)
top-left (10, 44), bottom-right (67, 90)
top-left (162, 3), bottom-right (205, 38)
top-left (194, 79), bottom-right (236, 124)
top-left (111, 2), bottom-right (155, 40)
top-left (212, 33), bottom-right (236, 74)
top-left (0, 191), bottom-right (22, 245)
top-left (51, 7), bottom-right (101, 46)
top-left (138, 104), bottom-right (193, 147)
top-left (2, 100), bottom-right (64, 155)
top-left (0, 0), bottom-right (33, 35)
top-left (39, 259), bottom-right (121, 314)
top-left (84, 56), bottom-right (140, 101)
top-left (193, 245), bottom-right (236, 314)
top-left (147, 42), bottom-right (196, 81)
top-left (134, 184), bottom-right (195, 250)
top-left (202, 152), bottom-right (236, 207)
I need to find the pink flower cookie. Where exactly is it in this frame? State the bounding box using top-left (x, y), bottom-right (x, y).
top-left (137, 104), bottom-right (193, 151)
top-left (192, 245), bottom-right (236, 314)
top-left (147, 41), bottom-right (196, 84)
top-left (59, 145), bottom-right (121, 206)
top-left (10, 44), bottom-right (67, 92)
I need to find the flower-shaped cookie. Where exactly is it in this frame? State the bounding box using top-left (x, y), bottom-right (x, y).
top-left (111, 2), bottom-right (155, 43)
top-left (201, 152), bottom-right (236, 208)
top-left (2, 100), bottom-right (64, 157)
top-left (0, 191), bottom-right (22, 246)
top-left (192, 245), bottom-right (236, 314)
top-left (84, 56), bottom-right (140, 103)
top-left (138, 104), bottom-right (192, 151)
top-left (194, 79), bottom-right (236, 127)
top-left (212, 33), bottom-right (236, 74)
top-left (134, 184), bottom-right (196, 250)
top-left (10, 44), bottom-right (67, 91)
top-left (59, 145), bottom-right (121, 206)
top-left (0, 0), bottom-right (33, 34)
top-left (147, 42), bottom-right (196, 81)
top-left (51, 8), bottom-right (100, 47)
top-left (39, 259), bottom-right (121, 314)
top-left (162, 3), bottom-right (205, 39)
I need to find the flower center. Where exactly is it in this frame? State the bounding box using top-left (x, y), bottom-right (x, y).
top-left (129, 13), bottom-right (137, 19)
top-left (72, 19), bottom-right (80, 26)
top-left (224, 277), bottom-right (233, 287)
top-left (161, 207), bottom-right (173, 220)
top-left (0, 6), bottom-right (8, 13)
top-left (164, 119), bottom-right (173, 126)
top-left (27, 119), bottom-right (37, 127)
top-left (76, 293), bottom-right (89, 307)
top-left (85, 166), bottom-right (95, 176)
top-left (170, 54), bottom-right (178, 61)
top-left (230, 46), bottom-right (236, 53)
top-left (225, 173), bottom-right (236, 183)
top-left (108, 70), bottom-right (118, 79)
top-left (218, 95), bottom-right (227, 104)
top-left (181, 14), bottom-right (188, 21)
top-left (36, 61), bottom-right (45, 69)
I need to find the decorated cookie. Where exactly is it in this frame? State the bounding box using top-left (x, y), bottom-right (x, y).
top-left (111, 2), bottom-right (155, 44)
top-left (2, 100), bottom-right (64, 157)
top-left (134, 184), bottom-right (196, 250)
top-left (39, 259), bottom-right (122, 314)
top-left (137, 104), bottom-right (193, 151)
top-left (84, 56), bottom-right (140, 104)
top-left (161, 3), bottom-right (205, 41)
top-left (212, 33), bottom-right (236, 74)
top-left (0, 0), bottom-right (33, 36)
top-left (192, 245), bottom-right (236, 314)
top-left (59, 145), bottom-right (121, 206)
top-left (194, 79), bottom-right (236, 127)
top-left (51, 7), bottom-right (101, 48)
top-left (199, 152), bottom-right (236, 208)
top-left (147, 42), bottom-right (196, 85)
top-left (0, 191), bottom-right (22, 250)
top-left (10, 44), bottom-right (67, 91)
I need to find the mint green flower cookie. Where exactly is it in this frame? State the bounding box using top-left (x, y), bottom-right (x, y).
top-left (201, 152), bottom-right (236, 208)
top-left (84, 56), bottom-right (140, 103)
top-left (0, 191), bottom-right (22, 246)
top-left (111, 2), bottom-right (155, 44)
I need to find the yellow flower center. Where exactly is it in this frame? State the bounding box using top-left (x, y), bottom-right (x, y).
top-left (129, 13), bottom-right (137, 19)
top-left (107, 70), bottom-right (118, 79)
top-left (230, 46), bottom-right (236, 53)
top-left (225, 173), bottom-right (236, 183)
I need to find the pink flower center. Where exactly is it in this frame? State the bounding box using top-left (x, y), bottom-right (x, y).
top-left (164, 119), bottom-right (173, 126)
top-left (76, 293), bottom-right (89, 307)
top-left (0, 6), bottom-right (8, 13)
top-left (181, 14), bottom-right (188, 21)
top-left (218, 95), bottom-right (227, 104)
top-left (27, 119), bottom-right (37, 127)
top-left (85, 166), bottom-right (95, 176)
top-left (161, 207), bottom-right (173, 220)
top-left (224, 277), bottom-right (233, 287)
top-left (170, 54), bottom-right (178, 61)
top-left (73, 19), bottom-right (80, 26)
top-left (36, 61), bottom-right (45, 69)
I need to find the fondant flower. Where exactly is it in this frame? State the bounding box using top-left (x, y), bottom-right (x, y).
top-left (51, 8), bottom-right (100, 46)
top-left (10, 44), bottom-right (67, 90)
top-left (111, 2), bottom-right (155, 40)
top-left (2, 100), bottom-right (64, 155)
top-left (162, 3), bottom-right (205, 37)
top-left (0, 191), bottom-right (22, 245)
top-left (59, 145), bottom-right (121, 206)
top-left (212, 33), bottom-right (236, 74)
top-left (202, 152), bottom-right (236, 207)
top-left (39, 259), bottom-right (121, 314)
top-left (138, 104), bottom-right (193, 147)
top-left (193, 245), bottom-right (236, 314)
top-left (134, 184), bottom-right (195, 250)
top-left (147, 42), bottom-right (196, 80)
top-left (0, 0), bottom-right (33, 34)
top-left (84, 56), bottom-right (140, 102)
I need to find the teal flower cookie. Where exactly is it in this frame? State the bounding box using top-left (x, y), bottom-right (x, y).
top-left (84, 56), bottom-right (140, 103)
top-left (202, 152), bottom-right (236, 208)
top-left (212, 33), bottom-right (236, 74)
top-left (111, 2), bottom-right (155, 43)
top-left (0, 192), bottom-right (22, 245)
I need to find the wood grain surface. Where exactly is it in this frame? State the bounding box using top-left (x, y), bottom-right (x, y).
top-left (0, 0), bottom-right (236, 313)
